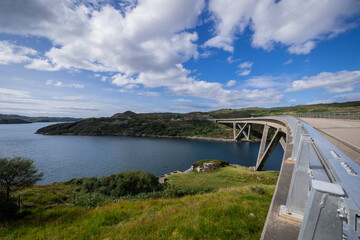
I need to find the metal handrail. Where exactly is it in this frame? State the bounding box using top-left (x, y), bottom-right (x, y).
top-left (294, 110), bottom-right (360, 120)
top-left (274, 116), bottom-right (360, 239)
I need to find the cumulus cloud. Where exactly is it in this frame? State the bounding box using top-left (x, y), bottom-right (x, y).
top-left (226, 56), bottom-right (240, 64)
top-left (307, 92), bottom-right (360, 105)
top-left (246, 76), bottom-right (283, 89)
top-left (206, 0), bottom-right (360, 54)
top-left (46, 80), bottom-right (84, 88)
top-left (0, 88), bottom-right (32, 99)
top-left (174, 98), bottom-right (192, 102)
top-left (286, 70), bottom-right (360, 93)
top-left (136, 91), bottom-right (160, 97)
top-left (52, 96), bottom-right (84, 100)
top-left (0, 0), bottom-right (205, 74)
top-left (0, 41), bottom-right (37, 65)
top-left (284, 59), bottom-right (293, 65)
top-left (0, 0), bottom-right (288, 108)
top-left (226, 80), bottom-right (236, 87)
top-left (0, 88), bottom-right (119, 117)
top-left (237, 61), bottom-right (253, 76)
top-left (112, 64), bottom-right (283, 106)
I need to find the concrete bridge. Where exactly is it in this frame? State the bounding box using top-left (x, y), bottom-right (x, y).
top-left (215, 116), bottom-right (360, 240)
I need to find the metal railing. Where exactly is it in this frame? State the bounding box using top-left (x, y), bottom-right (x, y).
top-left (274, 116), bottom-right (360, 239)
top-left (294, 110), bottom-right (360, 120)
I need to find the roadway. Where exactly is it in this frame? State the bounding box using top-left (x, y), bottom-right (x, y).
top-left (300, 118), bottom-right (360, 165)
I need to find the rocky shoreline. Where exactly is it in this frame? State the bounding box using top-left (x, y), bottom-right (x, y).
top-left (43, 132), bottom-right (261, 143)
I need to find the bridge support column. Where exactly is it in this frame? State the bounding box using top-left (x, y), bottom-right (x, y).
top-left (279, 136), bottom-right (286, 150)
top-left (247, 124), bottom-right (252, 141)
top-left (256, 127), bottom-right (284, 170)
top-left (233, 122), bottom-right (250, 141)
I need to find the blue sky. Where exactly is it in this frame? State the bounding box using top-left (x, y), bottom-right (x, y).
top-left (0, 0), bottom-right (360, 117)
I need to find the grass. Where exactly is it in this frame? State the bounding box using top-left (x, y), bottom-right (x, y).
top-left (1, 166), bottom-right (278, 240)
top-left (167, 165), bottom-right (279, 189)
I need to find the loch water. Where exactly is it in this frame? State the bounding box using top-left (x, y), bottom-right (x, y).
top-left (0, 122), bottom-right (284, 184)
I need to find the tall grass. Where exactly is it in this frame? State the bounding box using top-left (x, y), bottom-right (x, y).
top-left (1, 166), bottom-right (278, 240)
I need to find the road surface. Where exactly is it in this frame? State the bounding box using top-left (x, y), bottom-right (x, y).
top-left (301, 118), bottom-right (360, 165)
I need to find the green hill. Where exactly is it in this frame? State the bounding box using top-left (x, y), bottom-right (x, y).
top-left (0, 114), bottom-right (82, 124)
top-left (0, 165), bottom-right (278, 240)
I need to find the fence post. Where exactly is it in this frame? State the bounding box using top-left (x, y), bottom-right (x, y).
top-left (298, 180), bottom-right (344, 240)
top-left (281, 134), bottom-right (312, 220)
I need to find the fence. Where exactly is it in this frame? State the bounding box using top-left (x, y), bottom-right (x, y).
top-left (274, 116), bottom-right (360, 239)
top-left (294, 110), bottom-right (360, 120)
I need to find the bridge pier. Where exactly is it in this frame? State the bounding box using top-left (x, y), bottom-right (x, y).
top-left (233, 122), bottom-right (251, 141)
top-left (256, 128), bottom-right (285, 171)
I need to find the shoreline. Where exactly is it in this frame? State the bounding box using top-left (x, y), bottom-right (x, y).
top-left (40, 132), bottom-right (261, 143)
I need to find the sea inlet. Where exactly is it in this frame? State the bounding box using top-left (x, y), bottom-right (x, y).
top-left (0, 122), bottom-right (283, 184)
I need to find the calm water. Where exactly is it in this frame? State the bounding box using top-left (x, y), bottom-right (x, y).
top-left (0, 123), bottom-right (284, 184)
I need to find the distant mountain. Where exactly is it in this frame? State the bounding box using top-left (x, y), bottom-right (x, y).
top-left (0, 114), bottom-right (82, 124)
top-left (208, 101), bottom-right (360, 119)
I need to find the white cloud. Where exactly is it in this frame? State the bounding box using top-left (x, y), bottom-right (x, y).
top-left (0, 1), bottom-right (289, 108)
top-left (288, 99), bottom-right (297, 103)
top-left (246, 76), bottom-right (283, 89)
top-left (226, 56), bottom-right (240, 64)
top-left (238, 61), bottom-right (253, 69)
top-left (307, 92), bottom-right (360, 105)
top-left (174, 98), bottom-right (192, 102)
top-left (0, 41), bottom-right (37, 65)
top-left (46, 80), bottom-right (84, 88)
top-left (101, 76), bottom-right (107, 82)
top-left (237, 61), bottom-right (253, 76)
top-left (226, 80), bottom-right (236, 87)
top-left (25, 58), bottom-right (61, 71)
top-left (286, 70), bottom-right (360, 92)
top-left (284, 59), bottom-right (293, 65)
top-left (237, 69), bottom-right (251, 76)
top-left (137, 91), bottom-right (160, 97)
top-left (0, 0), bottom-right (205, 74)
top-left (52, 96), bottom-right (84, 100)
top-left (206, 0), bottom-right (360, 54)
top-left (0, 88), bottom-right (32, 99)
top-left (0, 88), bottom-right (121, 117)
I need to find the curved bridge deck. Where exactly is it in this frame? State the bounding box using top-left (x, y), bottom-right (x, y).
top-left (215, 116), bottom-right (360, 240)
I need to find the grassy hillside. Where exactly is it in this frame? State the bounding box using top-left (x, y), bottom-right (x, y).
top-left (35, 101), bottom-right (360, 138)
top-left (36, 114), bottom-right (234, 139)
top-left (209, 101), bottom-right (360, 118)
top-left (0, 114), bottom-right (82, 124)
top-left (0, 166), bottom-right (279, 240)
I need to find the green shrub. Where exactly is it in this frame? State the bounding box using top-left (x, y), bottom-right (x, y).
top-left (163, 185), bottom-right (215, 198)
top-left (70, 171), bottom-right (162, 198)
top-left (250, 186), bottom-right (266, 195)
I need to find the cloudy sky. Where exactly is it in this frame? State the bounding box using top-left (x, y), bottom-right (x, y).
top-left (1, 0), bottom-right (360, 117)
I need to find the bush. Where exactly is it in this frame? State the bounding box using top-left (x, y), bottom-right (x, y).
top-left (0, 191), bottom-right (19, 220)
top-left (163, 185), bottom-right (215, 198)
top-left (71, 171), bottom-right (162, 198)
top-left (250, 186), bottom-right (266, 195)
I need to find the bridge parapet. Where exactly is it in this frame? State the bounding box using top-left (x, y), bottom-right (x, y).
top-left (215, 116), bottom-right (360, 239)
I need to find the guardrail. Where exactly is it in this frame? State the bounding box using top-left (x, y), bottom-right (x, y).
top-left (274, 116), bottom-right (360, 239)
top-left (294, 110), bottom-right (360, 120)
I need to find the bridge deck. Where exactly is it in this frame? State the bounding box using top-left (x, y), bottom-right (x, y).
top-left (301, 118), bottom-right (360, 165)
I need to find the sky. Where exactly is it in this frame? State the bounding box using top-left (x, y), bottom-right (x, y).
top-left (0, 0), bottom-right (360, 117)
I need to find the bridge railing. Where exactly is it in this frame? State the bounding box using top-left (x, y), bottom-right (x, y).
top-left (293, 110), bottom-right (360, 120)
top-left (275, 116), bottom-right (360, 239)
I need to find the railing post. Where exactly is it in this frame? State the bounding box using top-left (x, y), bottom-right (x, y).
top-left (281, 134), bottom-right (312, 220)
top-left (298, 180), bottom-right (344, 240)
